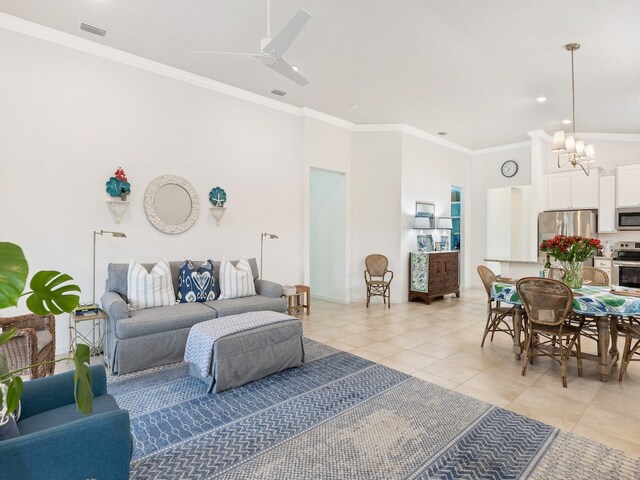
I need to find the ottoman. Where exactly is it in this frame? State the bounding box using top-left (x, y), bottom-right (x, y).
top-left (184, 310), bottom-right (304, 393)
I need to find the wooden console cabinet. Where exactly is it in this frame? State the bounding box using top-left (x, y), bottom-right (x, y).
top-left (408, 251), bottom-right (460, 305)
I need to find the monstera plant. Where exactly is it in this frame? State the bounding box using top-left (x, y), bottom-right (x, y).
top-left (0, 242), bottom-right (93, 420)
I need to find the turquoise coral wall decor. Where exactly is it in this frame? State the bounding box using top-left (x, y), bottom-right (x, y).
top-left (106, 167), bottom-right (131, 198)
top-left (209, 187), bottom-right (227, 207)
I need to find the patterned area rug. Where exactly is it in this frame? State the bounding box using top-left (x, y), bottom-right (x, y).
top-left (109, 340), bottom-right (640, 479)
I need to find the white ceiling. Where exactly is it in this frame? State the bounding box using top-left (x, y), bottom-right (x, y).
top-left (1, 0), bottom-right (639, 149)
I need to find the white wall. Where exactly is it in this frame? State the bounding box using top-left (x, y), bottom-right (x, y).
top-left (400, 132), bottom-right (473, 298)
top-left (350, 131), bottom-right (403, 302)
top-left (469, 144), bottom-right (532, 285)
top-left (309, 169), bottom-right (347, 302)
top-left (302, 117), bottom-right (351, 297)
top-left (0, 27), bottom-right (306, 353)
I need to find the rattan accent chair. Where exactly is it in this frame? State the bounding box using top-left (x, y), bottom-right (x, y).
top-left (477, 265), bottom-right (515, 346)
top-left (548, 267), bottom-right (566, 281)
top-left (617, 317), bottom-right (640, 381)
top-left (516, 278), bottom-right (584, 388)
top-left (582, 266), bottom-right (610, 286)
top-left (0, 314), bottom-right (56, 379)
top-left (364, 254), bottom-right (393, 308)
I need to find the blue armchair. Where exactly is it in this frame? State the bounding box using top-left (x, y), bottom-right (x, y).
top-left (0, 365), bottom-right (131, 480)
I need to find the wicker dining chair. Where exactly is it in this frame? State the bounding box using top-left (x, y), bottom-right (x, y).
top-left (516, 278), bottom-right (584, 388)
top-left (0, 314), bottom-right (56, 379)
top-left (364, 254), bottom-right (393, 308)
top-left (548, 267), bottom-right (566, 281)
top-left (477, 265), bottom-right (515, 346)
top-left (617, 316), bottom-right (640, 381)
top-left (582, 266), bottom-right (610, 286)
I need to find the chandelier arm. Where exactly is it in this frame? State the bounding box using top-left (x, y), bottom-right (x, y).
top-left (557, 153), bottom-right (571, 168)
top-left (577, 161), bottom-right (590, 176)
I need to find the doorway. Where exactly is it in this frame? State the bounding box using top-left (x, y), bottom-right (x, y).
top-left (451, 186), bottom-right (463, 286)
top-left (309, 168), bottom-right (347, 302)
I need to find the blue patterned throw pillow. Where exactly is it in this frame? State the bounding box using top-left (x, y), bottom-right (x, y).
top-left (177, 260), bottom-right (216, 303)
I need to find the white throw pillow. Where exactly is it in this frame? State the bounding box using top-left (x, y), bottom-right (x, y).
top-left (218, 258), bottom-right (257, 300)
top-left (127, 259), bottom-right (176, 310)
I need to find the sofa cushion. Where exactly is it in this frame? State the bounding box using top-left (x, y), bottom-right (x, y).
top-left (177, 260), bottom-right (216, 303)
top-left (218, 258), bottom-right (257, 300)
top-left (204, 295), bottom-right (286, 317)
top-left (17, 394), bottom-right (119, 436)
top-left (115, 303), bottom-right (216, 339)
top-left (127, 260), bottom-right (176, 310)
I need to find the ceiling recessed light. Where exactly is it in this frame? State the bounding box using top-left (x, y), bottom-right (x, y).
top-left (349, 103), bottom-right (359, 111)
top-left (270, 89), bottom-right (287, 96)
top-left (562, 119), bottom-right (572, 124)
top-left (291, 65), bottom-right (300, 72)
top-left (536, 96), bottom-right (547, 103)
top-left (437, 132), bottom-right (447, 136)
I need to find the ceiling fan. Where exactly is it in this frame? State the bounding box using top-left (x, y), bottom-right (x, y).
top-left (193, 1), bottom-right (312, 86)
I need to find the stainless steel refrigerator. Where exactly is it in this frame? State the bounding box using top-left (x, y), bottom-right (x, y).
top-left (538, 210), bottom-right (598, 256)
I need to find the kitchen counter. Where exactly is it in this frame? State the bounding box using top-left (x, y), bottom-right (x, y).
top-left (484, 258), bottom-right (539, 264)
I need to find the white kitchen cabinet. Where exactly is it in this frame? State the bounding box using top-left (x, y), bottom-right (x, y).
top-left (617, 164), bottom-right (640, 207)
top-left (598, 175), bottom-right (616, 233)
top-left (547, 173), bottom-right (572, 210)
top-left (546, 170), bottom-right (598, 210)
top-left (593, 258), bottom-right (613, 283)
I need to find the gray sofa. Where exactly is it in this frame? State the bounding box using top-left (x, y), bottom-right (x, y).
top-left (100, 258), bottom-right (286, 374)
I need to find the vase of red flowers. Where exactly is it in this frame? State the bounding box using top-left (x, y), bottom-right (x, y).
top-left (539, 235), bottom-right (602, 289)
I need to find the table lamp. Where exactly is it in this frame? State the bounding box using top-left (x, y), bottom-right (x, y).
top-left (413, 216), bottom-right (433, 252)
top-left (436, 217), bottom-right (453, 251)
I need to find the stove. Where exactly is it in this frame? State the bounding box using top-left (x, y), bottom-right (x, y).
top-left (612, 242), bottom-right (640, 287)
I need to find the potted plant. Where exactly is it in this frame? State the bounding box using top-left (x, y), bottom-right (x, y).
top-left (539, 235), bottom-right (602, 288)
top-left (0, 242), bottom-right (93, 429)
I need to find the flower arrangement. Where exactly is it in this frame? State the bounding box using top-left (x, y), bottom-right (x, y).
top-left (539, 235), bottom-right (602, 262)
top-left (106, 167), bottom-right (131, 199)
top-left (540, 235), bottom-right (602, 288)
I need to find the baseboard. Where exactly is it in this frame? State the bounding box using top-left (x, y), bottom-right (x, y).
top-left (311, 294), bottom-right (349, 304)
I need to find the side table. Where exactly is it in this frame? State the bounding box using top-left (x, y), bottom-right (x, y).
top-left (282, 292), bottom-right (305, 316)
top-left (68, 309), bottom-right (109, 367)
top-left (295, 285), bottom-right (311, 314)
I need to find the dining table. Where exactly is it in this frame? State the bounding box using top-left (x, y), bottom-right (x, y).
top-left (490, 281), bottom-right (640, 381)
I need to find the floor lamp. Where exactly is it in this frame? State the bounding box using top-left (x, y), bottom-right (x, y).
top-left (93, 230), bottom-right (126, 304)
top-left (260, 233), bottom-right (279, 279)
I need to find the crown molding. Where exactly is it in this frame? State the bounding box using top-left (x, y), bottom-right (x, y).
top-left (301, 108), bottom-right (354, 130)
top-left (400, 125), bottom-right (473, 155)
top-left (352, 124), bottom-right (405, 132)
top-left (472, 141), bottom-right (531, 156)
top-left (527, 130), bottom-right (552, 141)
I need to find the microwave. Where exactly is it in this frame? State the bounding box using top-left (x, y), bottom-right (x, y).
top-left (616, 207), bottom-right (640, 231)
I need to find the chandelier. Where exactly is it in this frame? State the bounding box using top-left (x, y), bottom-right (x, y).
top-left (551, 43), bottom-right (595, 176)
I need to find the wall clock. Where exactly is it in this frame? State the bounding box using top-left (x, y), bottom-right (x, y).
top-left (501, 160), bottom-right (518, 178)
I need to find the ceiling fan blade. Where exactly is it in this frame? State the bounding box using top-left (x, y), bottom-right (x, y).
top-left (191, 51), bottom-right (260, 57)
top-left (265, 57), bottom-right (309, 86)
top-left (263, 9), bottom-right (311, 57)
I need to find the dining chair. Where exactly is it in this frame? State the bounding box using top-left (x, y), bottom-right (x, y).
top-left (617, 316), bottom-right (640, 381)
top-left (582, 266), bottom-right (609, 286)
top-left (516, 277), bottom-right (584, 388)
top-left (0, 313), bottom-right (56, 379)
top-left (364, 254), bottom-right (393, 308)
top-left (548, 267), bottom-right (566, 281)
top-left (477, 265), bottom-right (515, 346)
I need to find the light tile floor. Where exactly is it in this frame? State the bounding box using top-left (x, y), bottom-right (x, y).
top-left (55, 287), bottom-right (640, 457)
top-left (300, 288), bottom-right (640, 457)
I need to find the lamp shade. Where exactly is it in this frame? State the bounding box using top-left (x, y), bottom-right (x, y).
top-left (585, 143), bottom-right (595, 160)
top-left (552, 131), bottom-right (566, 152)
top-left (413, 216), bottom-right (433, 230)
top-left (436, 217), bottom-right (453, 230)
top-left (575, 140), bottom-right (585, 158)
top-left (564, 134), bottom-right (576, 154)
